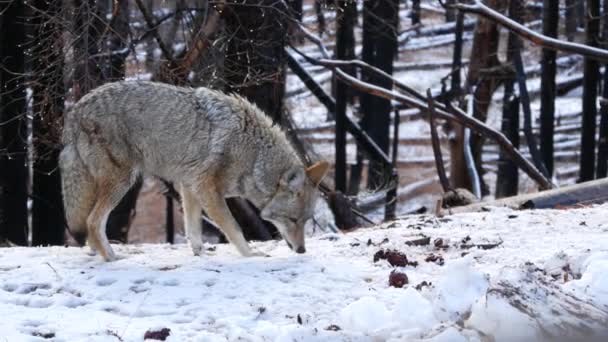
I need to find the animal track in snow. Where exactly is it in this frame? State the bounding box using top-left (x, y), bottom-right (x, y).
top-left (95, 277), bottom-right (117, 287)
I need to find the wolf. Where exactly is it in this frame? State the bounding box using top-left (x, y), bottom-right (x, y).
top-left (60, 81), bottom-right (329, 261)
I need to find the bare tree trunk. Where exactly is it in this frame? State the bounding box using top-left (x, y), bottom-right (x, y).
top-left (224, 0), bottom-right (288, 123)
top-left (579, 0), bottom-right (600, 182)
top-left (0, 0), bottom-right (28, 245)
top-left (577, 0), bottom-right (586, 28)
top-left (596, 0), bottom-right (608, 178)
top-left (445, 0), bottom-right (456, 22)
top-left (315, 0), bottom-right (326, 37)
top-left (72, 0), bottom-right (105, 100)
top-left (411, 0), bottom-right (421, 25)
top-left (464, 0), bottom-right (502, 195)
top-left (448, 11), bottom-right (467, 189)
top-left (565, 0), bottom-right (577, 41)
top-left (31, 0), bottom-right (66, 246)
top-left (361, 0), bottom-right (399, 189)
top-left (335, 0), bottom-right (356, 192)
top-left (540, 0), bottom-right (559, 177)
top-left (496, 0), bottom-right (521, 198)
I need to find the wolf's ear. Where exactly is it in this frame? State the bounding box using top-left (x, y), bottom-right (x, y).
top-left (306, 161), bottom-right (330, 187)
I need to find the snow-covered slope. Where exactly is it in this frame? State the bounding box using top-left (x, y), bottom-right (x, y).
top-left (1, 205), bottom-right (607, 341)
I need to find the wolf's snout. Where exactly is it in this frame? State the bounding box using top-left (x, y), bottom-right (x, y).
top-left (296, 246), bottom-right (306, 254)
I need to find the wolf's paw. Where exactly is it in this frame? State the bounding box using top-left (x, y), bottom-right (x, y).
top-left (189, 241), bottom-right (204, 256)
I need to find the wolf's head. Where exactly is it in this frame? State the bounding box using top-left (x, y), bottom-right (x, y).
top-left (260, 161), bottom-right (329, 254)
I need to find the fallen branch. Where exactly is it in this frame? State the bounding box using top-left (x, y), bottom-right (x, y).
top-left (450, 0), bottom-right (608, 62)
top-left (291, 40), bottom-right (553, 190)
top-left (512, 34), bottom-right (550, 178)
top-left (427, 89), bottom-right (451, 192)
top-left (450, 178), bottom-right (608, 213)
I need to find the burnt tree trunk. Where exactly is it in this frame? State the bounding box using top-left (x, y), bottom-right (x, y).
top-left (540, 0), bottom-right (559, 177)
top-left (448, 10), bottom-right (466, 190)
top-left (72, 0), bottom-right (105, 100)
top-left (361, 0), bottom-right (399, 189)
top-left (335, 0), bottom-right (356, 192)
top-left (332, 0), bottom-right (356, 110)
top-left (0, 0), bottom-right (28, 245)
top-left (223, 0), bottom-right (289, 240)
top-left (411, 0), bottom-right (421, 25)
top-left (596, 0), bottom-right (608, 178)
top-left (31, 0), bottom-right (66, 246)
top-left (224, 0), bottom-right (287, 123)
top-left (579, 0), bottom-right (600, 182)
top-left (496, 0), bottom-right (522, 198)
top-left (464, 0), bottom-right (501, 195)
top-left (565, 0), bottom-right (578, 41)
top-left (445, 0), bottom-right (456, 22)
top-left (315, 0), bottom-right (326, 37)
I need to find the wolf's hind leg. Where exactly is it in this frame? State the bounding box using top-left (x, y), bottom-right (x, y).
top-left (87, 172), bottom-right (136, 261)
top-left (60, 145), bottom-right (96, 246)
top-left (195, 178), bottom-right (259, 257)
top-left (180, 184), bottom-right (204, 256)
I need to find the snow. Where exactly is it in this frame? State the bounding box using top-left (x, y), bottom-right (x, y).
top-left (1, 204), bottom-right (608, 341)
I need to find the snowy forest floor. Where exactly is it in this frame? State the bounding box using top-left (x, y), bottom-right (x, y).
top-left (2, 204), bottom-right (607, 341)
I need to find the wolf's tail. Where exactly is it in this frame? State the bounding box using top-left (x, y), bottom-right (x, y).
top-left (59, 144), bottom-right (96, 245)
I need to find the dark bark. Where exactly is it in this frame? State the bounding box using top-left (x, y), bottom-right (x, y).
top-left (540, 0), bottom-right (558, 176)
top-left (450, 12), bottom-right (464, 100)
top-left (597, 0), bottom-right (608, 178)
top-left (448, 11), bottom-right (466, 190)
top-left (445, 0), bottom-right (456, 22)
top-left (565, 0), bottom-right (578, 41)
top-left (335, 0), bottom-right (356, 192)
top-left (411, 0), bottom-right (421, 25)
top-left (0, 0), bottom-right (28, 245)
top-left (31, 0), bottom-right (66, 246)
top-left (579, 0), bottom-right (600, 182)
top-left (495, 0), bottom-right (520, 198)
top-left (496, 95), bottom-right (520, 198)
top-left (332, 0), bottom-right (356, 109)
top-left (577, 0), bottom-right (586, 28)
top-left (72, 0), bottom-right (105, 100)
top-left (428, 91), bottom-right (451, 193)
top-left (286, 51), bottom-right (336, 114)
top-left (165, 196), bottom-right (174, 243)
top-left (287, 0), bottom-right (303, 21)
top-left (464, 0), bottom-right (501, 196)
top-left (315, 0), bottom-right (326, 37)
top-left (224, 0), bottom-right (288, 123)
top-left (361, 0), bottom-right (399, 189)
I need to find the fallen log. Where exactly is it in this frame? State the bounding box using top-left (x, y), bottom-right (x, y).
top-left (448, 178), bottom-right (608, 213)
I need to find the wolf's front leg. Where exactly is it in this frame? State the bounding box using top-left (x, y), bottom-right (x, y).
top-left (196, 180), bottom-right (261, 257)
top-left (180, 184), bottom-right (204, 256)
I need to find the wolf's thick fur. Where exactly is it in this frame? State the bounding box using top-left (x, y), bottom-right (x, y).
top-left (60, 81), bottom-right (328, 261)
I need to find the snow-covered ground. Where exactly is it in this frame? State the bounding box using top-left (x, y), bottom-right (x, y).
top-left (1, 205), bottom-right (608, 341)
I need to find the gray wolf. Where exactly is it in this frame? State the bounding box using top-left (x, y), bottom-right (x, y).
top-left (60, 81), bottom-right (329, 261)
